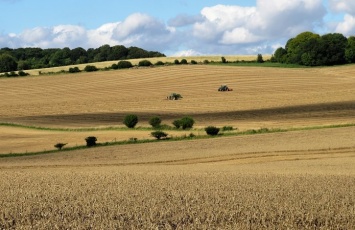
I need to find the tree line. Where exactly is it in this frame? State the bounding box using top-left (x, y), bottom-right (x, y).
top-left (0, 44), bottom-right (165, 72)
top-left (272, 31), bottom-right (355, 66)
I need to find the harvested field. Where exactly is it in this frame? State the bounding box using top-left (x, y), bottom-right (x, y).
top-left (0, 63), bottom-right (355, 228)
top-left (1, 65), bottom-right (354, 129)
top-left (1, 64), bottom-right (354, 153)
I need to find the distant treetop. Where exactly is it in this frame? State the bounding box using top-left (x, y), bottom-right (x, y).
top-left (272, 31), bottom-right (354, 66)
top-left (0, 45), bottom-right (165, 72)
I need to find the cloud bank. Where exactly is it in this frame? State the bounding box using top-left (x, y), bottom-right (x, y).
top-left (1, 0), bottom-right (353, 56)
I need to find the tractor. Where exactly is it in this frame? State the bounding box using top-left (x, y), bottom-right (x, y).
top-left (218, 85), bottom-right (233, 91)
top-left (167, 93), bottom-right (183, 100)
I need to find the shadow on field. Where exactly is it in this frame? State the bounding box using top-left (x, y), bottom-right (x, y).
top-left (5, 101), bottom-right (355, 127)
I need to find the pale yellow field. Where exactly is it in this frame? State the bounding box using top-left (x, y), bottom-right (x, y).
top-left (0, 63), bottom-right (355, 228)
top-left (23, 55), bottom-right (269, 76)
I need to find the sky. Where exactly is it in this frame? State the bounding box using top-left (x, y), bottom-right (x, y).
top-left (0, 0), bottom-right (355, 56)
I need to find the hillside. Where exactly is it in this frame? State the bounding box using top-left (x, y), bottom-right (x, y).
top-left (1, 63), bottom-right (355, 228)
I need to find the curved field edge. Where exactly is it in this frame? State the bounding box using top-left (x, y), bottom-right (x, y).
top-left (1, 123), bottom-right (354, 158)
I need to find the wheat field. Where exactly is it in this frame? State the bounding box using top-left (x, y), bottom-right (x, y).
top-left (0, 62), bottom-right (355, 229)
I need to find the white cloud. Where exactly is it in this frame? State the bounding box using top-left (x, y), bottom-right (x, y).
top-left (0, 1), bottom-right (328, 55)
top-left (220, 28), bottom-right (262, 44)
top-left (168, 14), bottom-right (204, 27)
top-left (0, 14), bottom-right (177, 52)
top-left (329, 0), bottom-right (355, 15)
top-left (335, 14), bottom-right (355, 35)
top-left (191, 0), bottom-right (325, 48)
top-left (87, 22), bottom-right (120, 48)
top-left (111, 13), bottom-right (177, 51)
top-left (172, 49), bottom-right (202, 57)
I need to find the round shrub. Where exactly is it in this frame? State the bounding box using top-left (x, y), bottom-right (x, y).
top-left (123, 114), bottom-right (138, 128)
top-left (221, 56), bottom-right (227, 63)
top-left (205, 126), bottom-right (220, 136)
top-left (191, 60), bottom-right (197, 64)
top-left (84, 65), bottom-right (98, 72)
top-left (85, 136), bottom-right (97, 147)
top-left (54, 143), bottom-right (67, 150)
top-left (172, 120), bottom-right (181, 129)
top-left (155, 61), bottom-right (164, 66)
top-left (69, 67), bottom-right (81, 73)
top-left (138, 60), bottom-right (152, 67)
top-left (180, 59), bottom-right (188, 64)
top-left (180, 117), bottom-right (195, 130)
top-left (18, 70), bottom-right (29, 76)
top-left (117, 60), bottom-right (133, 69)
top-left (149, 116), bottom-right (162, 128)
top-left (151, 131), bottom-right (168, 140)
top-left (174, 59), bottom-right (180, 65)
top-left (111, 63), bottom-right (119, 69)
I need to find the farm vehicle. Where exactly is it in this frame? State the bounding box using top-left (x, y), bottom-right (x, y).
top-left (218, 85), bottom-right (233, 91)
top-left (167, 93), bottom-right (183, 100)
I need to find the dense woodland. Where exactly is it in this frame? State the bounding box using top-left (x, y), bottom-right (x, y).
top-left (272, 31), bottom-right (355, 66)
top-left (0, 45), bottom-right (165, 72)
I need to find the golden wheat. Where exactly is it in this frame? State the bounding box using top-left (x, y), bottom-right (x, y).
top-left (1, 168), bottom-right (355, 229)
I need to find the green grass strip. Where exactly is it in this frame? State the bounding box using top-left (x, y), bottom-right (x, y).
top-left (1, 123), bottom-right (354, 158)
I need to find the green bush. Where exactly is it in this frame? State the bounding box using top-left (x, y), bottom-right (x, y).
top-left (151, 131), bottom-right (168, 140)
top-left (203, 60), bottom-right (209, 64)
top-left (85, 136), bottom-right (97, 147)
top-left (222, 126), bottom-right (234, 131)
top-left (149, 116), bottom-right (162, 128)
top-left (191, 60), bottom-right (197, 64)
top-left (111, 64), bottom-right (118, 69)
top-left (221, 56), bottom-right (227, 63)
top-left (180, 59), bottom-right (188, 64)
top-left (69, 67), bottom-right (81, 73)
top-left (155, 61), bottom-right (164, 65)
top-left (84, 65), bottom-right (98, 72)
top-left (138, 60), bottom-right (152, 67)
top-left (18, 70), bottom-right (29, 76)
top-left (174, 59), bottom-right (180, 64)
top-left (123, 114), bottom-right (138, 128)
top-left (117, 60), bottom-right (133, 69)
top-left (205, 126), bottom-right (220, 136)
top-left (172, 120), bottom-right (181, 129)
top-left (54, 143), bottom-right (67, 150)
top-left (180, 116), bottom-right (195, 130)
top-left (257, 54), bottom-right (264, 63)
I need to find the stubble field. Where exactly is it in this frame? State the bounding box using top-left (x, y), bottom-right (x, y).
top-left (0, 62), bottom-right (355, 229)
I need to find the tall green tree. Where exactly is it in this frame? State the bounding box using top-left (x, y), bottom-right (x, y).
top-left (285, 31), bottom-right (320, 65)
top-left (0, 54), bottom-right (18, 72)
top-left (345, 36), bottom-right (355, 63)
top-left (273, 47), bottom-right (287, 63)
top-left (319, 33), bottom-right (347, 65)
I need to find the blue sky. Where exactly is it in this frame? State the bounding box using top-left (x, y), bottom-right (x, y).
top-left (1, 0), bottom-right (355, 56)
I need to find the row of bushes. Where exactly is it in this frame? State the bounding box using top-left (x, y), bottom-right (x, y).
top-left (46, 58), bottom-right (206, 75)
top-left (54, 125), bottom-right (234, 150)
top-left (123, 114), bottom-right (195, 130)
top-left (0, 70), bottom-right (30, 78)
